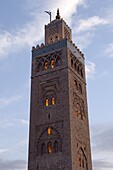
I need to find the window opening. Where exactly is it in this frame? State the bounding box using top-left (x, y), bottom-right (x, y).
top-left (44, 61), bottom-right (48, 70)
top-left (47, 127), bottom-right (52, 135)
top-left (76, 104), bottom-right (81, 117)
top-left (81, 69), bottom-right (83, 78)
top-left (71, 59), bottom-right (73, 67)
top-left (74, 80), bottom-right (78, 90)
top-left (48, 142), bottom-right (52, 154)
top-left (51, 59), bottom-right (55, 68)
top-left (48, 114), bottom-right (50, 119)
top-left (79, 157), bottom-right (81, 167)
top-left (82, 159), bottom-right (84, 168)
top-left (45, 99), bottom-right (49, 106)
top-left (51, 97), bottom-right (55, 105)
top-left (79, 84), bottom-right (82, 94)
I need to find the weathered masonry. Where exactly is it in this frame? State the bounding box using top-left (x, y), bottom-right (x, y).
top-left (28, 9), bottom-right (92, 170)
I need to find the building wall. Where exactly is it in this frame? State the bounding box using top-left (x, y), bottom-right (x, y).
top-left (28, 13), bottom-right (92, 170)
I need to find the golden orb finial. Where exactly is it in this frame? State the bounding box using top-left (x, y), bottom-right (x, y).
top-left (56, 8), bottom-right (61, 19)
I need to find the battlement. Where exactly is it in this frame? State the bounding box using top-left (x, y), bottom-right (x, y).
top-left (32, 38), bottom-right (84, 64)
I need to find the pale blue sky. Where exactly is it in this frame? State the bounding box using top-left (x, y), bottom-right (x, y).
top-left (0, 0), bottom-right (113, 170)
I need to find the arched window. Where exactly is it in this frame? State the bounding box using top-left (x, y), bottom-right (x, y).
top-left (55, 35), bottom-right (58, 41)
top-left (47, 127), bottom-right (52, 135)
top-left (56, 56), bottom-right (61, 66)
top-left (37, 62), bottom-right (42, 72)
top-left (45, 98), bottom-right (49, 106)
top-left (76, 103), bottom-right (81, 118)
top-left (82, 159), bottom-right (84, 168)
top-left (51, 59), bottom-right (55, 68)
top-left (78, 84), bottom-right (82, 94)
top-left (51, 97), bottom-right (55, 105)
top-left (47, 142), bottom-right (52, 154)
top-left (81, 69), bottom-right (84, 78)
top-left (44, 61), bottom-right (48, 70)
top-left (74, 62), bottom-right (77, 70)
top-left (74, 80), bottom-right (78, 90)
top-left (79, 157), bottom-right (81, 167)
top-left (54, 141), bottom-right (58, 152)
top-left (41, 143), bottom-right (46, 155)
top-left (71, 59), bottom-right (73, 67)
top-left (77, 65), bottom-right (80, 73)
top-left (78, 148), bottom-right (87, 169)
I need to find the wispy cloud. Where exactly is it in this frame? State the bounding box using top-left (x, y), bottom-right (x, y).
top-left (0, 95), bottom-right (21, 107)
top-left (0, 119), bottom-right (28, 128)
top-left (93, 159), bottom-right (113, 170)
top-left (74, 32), bottom-right (94, 50)
top-left (0, 0), bottom-right (86, 59)
top-left (85, 61), bottom-right (96, 78)
top-left (91, 122), bottom-right (113, 153)
top-left (0, 149), bottom-right (10, 154)
top-left (76, 16), bottom-right (108, 32)
top-left (105, 43), bottom-right (113, 58)
top-left (91, 122), bottom-right (113, 170)
top-left (0, 159), bottom-right (27, 170)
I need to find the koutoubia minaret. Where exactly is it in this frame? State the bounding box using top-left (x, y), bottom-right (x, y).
top-left (28, 9), bottom-right (92, 170)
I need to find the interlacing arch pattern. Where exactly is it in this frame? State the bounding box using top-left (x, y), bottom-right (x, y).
top-left (78, 147), bottom-right (88, 170)
top-left (73, 94), bottom-right (85, 120)
top-left (37, 127), bottom-right (62, 156)
top-left (36, 51), bottom-right (62, 72)
top-left (74, 79), bottom-right (83, 95)
top-left (70, 54), bottom-right (84, 79)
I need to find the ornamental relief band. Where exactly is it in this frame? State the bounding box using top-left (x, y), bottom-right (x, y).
top-left (35, 50), bottom-right (62, 73)
top-left (70, 52), bottom-right (84, 79)
top-left (73, 94), bottom-right (85, 120)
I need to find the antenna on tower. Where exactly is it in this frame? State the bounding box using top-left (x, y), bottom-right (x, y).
top-left (45, 10), bottom-right (51, 23)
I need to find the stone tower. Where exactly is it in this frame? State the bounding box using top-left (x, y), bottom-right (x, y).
top-left (28, 9), bottom-right (92, 170)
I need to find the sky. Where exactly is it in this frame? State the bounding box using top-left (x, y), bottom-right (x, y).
top-left (0, 0), bottom-right (113, 170)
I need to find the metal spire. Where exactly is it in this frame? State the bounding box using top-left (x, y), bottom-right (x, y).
top-left (56, 8), bottom-right (61, 19)
top-left (45, 10), bottom-right (51, 23)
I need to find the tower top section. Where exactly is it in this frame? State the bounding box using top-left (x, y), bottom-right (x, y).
top-left (45, 9), bottom-right (72, 45)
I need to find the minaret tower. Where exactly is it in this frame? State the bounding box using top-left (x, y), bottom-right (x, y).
top-left (28, 9), bottom-right (92, 170)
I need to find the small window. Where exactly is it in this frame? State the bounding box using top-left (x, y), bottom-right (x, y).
top-left (56, 56), bottom-right (61, 66)
top-left (45, 99), bottom-right (49, 106)
top-left (76, 104), bottom-right (81, 117)
top-left (74, 62), bottom-right (77, 70)
top-left (47, 127), bottom-right (52, 135)
top-left (79, 84), bottom-right (82, 94)
top-left (44, 61), bottom-right (48, 70)
top-left (82, 159), bottom-right (84, 168)
top-left (48, 142), bottom-right (52, 154)
top-left (51, 97), bottom-right (55, 105)
top-left (81, 69), bottom-right (84, 78)
top-left (51, 59), bottom-right (55, 69)
top-left (55, 35), bottom-right (58, 40)
top-left (79, 157), bottom-right (81, 167)
top-left (71, 59), bottom-right (73, 67)
top-left (77, 66), bottom-right (80, 73)
top-left (74, 80), bottom-right (78, 90)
